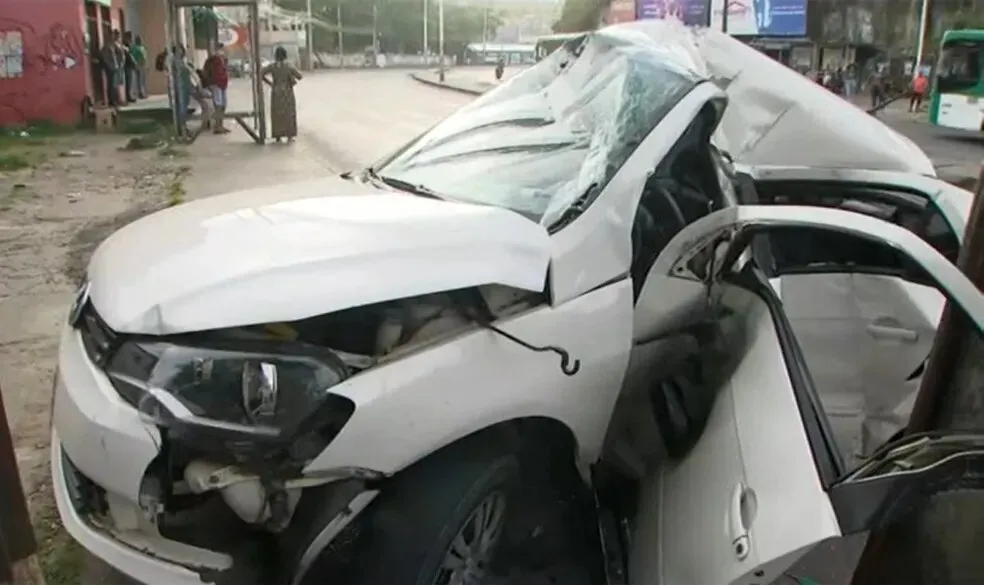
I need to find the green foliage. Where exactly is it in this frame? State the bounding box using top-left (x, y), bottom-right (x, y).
top-left (935, 8), bottom-right (984, 43)
top-left (553, 0), bottom-right (604, 33)
top-left (273, 0), bottom-right (503, 56)
top-left (192, 7), bottom-right (219, 48)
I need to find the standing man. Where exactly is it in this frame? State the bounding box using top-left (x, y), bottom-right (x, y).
top-left (870, 70), bottom-right (884, 110)
top-left (122, 31), bottom-right (137, 103)
top-left (130, 35), bottom-right (148, 99)
top-left (910, 69), bottom-right (929, 113)
top-left (99, 30), bottom-right (122, 107)
top-left (203, 43), bottom-right (230, 134)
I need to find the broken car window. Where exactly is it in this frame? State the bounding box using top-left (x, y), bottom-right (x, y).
top-left (373, 29), bottom-right (702, 227)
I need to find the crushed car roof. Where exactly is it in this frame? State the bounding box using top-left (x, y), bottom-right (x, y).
top-left (605, 21), bottom-right (936, 176)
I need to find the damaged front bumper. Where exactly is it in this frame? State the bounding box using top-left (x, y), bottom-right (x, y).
top-left (51, 323), bottom-right (229, 583)
top-left (52, 437), bottom-right (228, 585)
top-left (50, 323), bottom-right (379, 585)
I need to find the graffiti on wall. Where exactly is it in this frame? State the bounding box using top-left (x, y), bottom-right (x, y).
top-left (0, 19), bottom-right (83, 77)
top-left (0, 15), bottom-right (86, 125)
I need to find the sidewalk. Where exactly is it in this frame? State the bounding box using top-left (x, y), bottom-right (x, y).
top-left (411, 66), bottom-right (520, 95)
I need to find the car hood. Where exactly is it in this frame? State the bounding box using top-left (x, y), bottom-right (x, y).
top-left (87, 176), bottom-right (551, 335)
top-left (616, 21), bottom-right (935, 175)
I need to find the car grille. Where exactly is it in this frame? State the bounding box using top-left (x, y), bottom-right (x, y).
top-left (61, 447), bottom-right (106, 515)
top-left (76, 303), bottom-right (119, 367)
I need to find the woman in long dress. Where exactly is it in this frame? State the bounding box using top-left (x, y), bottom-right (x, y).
top-left (261, 46), bottom-right (303, 143)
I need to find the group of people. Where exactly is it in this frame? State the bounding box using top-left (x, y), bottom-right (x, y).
top-left (811, 65), bottom-right (860, 98)
top-left (159, 44), bottom-right (302, 142)
top-left (98, 30), bottom-right (149, 107)
top-left (153, 44), bottom-right (229, 136)
top-left (869, 69), bottom-right (929, 113)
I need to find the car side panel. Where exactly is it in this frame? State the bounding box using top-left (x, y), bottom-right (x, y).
top-left (304, 279), bottom-right (634, 476)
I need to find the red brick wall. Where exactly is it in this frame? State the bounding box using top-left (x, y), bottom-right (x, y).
top-left (0, 0), bottom-right (90, 126)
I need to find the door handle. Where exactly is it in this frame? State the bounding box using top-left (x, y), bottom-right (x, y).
top-left (866, 324), bottom-right (918, 343)
top-left (728, 483), bottom-right (751, 561)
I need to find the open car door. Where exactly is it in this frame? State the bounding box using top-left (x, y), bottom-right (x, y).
top-left (628, 205), bottom-right (984, 585)
top-left (731, 167), bottom-right (967, 460)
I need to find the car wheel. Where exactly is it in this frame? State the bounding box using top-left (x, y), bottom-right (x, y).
top-left (340, 444), bottom-right (520, 585)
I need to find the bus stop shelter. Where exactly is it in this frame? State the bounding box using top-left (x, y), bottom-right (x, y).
top-left (163, 0), bottom-right (266, 143)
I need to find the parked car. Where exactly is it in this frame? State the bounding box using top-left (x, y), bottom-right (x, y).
top-left (51, 20), bottom-right (982, 585)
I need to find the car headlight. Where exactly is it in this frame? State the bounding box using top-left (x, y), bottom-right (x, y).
top-left (106, 340), bottom-right (353, 463)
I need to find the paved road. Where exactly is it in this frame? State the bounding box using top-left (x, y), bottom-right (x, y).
top-left (288, 68), bottom-right (982, 182)
top-left (292, 69), bottom-right (473, 172)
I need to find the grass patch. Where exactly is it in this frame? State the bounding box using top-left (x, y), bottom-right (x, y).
top-left (31, 483), bottom-right (86, 585)
top-left (0, 152), bottom-right (32, 171)
top-left (167, 167), bottom-right (190, 206)
top-left (0, 123), bottom-right (77, 171)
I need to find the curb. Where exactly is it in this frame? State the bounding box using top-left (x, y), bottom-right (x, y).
top-left (409, 72), bottom-right (485, 96)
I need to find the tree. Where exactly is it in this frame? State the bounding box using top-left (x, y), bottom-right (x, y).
top-left (553, 0), bottom-right (608, 33)
top-left (272, 0), bottom-right (500, 55)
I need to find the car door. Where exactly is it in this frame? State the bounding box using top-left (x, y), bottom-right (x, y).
top-left (628, 204), bottom-right (984, 585)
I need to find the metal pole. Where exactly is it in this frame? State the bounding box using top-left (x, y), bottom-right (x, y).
top-left (0, 384), bottom-right (43, 585)
top-left (336, 3), bottom-right (343, 65)
top-left (372, 1), bottom-right (378, 66)
top-left (423, 0), bottom-right (429, 63)
top-left (721, 0), bottom-right (729, 33)
top-left (482, 3), bottom-right (488, 58)
top-left (438, 0), bottom-right (445, 82)
top-left (305, 0), bottom-right (313, 69)
top-left (913, 0), bottom-right (932, 78)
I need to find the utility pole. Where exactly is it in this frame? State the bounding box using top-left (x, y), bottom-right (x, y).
top-left (913, 0), bottom-right (933, 78)
top-left (304, 0), bottom-right (313, 69)
top-left (0, 384), bottom-right (45, 585)
top-left (336, 3), bottom-right (343, 65)
top-left (851, 162), bottom-right (984, 585)
top-left (438, 0), bottom-right (445, 82)
top-left (372, 0), bottom-right (379, 66)
top-left (482, 3), bottom-right (489, 58)
top-left (423, 0), bottom-right (429, 64)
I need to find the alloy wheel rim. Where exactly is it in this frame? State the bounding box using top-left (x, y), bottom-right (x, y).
top-left (433, 490), bottom-right (508, 585)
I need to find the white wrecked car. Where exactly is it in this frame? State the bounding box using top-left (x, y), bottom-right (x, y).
top-left (51, 20), bottom-right (983, 585)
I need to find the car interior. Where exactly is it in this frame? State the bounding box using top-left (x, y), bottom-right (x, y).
top-left (745, 179), bottom-right (960, 465)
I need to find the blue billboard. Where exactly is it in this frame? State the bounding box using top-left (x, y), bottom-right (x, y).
top-left (636, 0), bottom-right (710, 27)
top-left (709, 0), bottom-right (807, 36)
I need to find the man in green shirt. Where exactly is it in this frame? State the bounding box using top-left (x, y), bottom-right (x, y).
top-left (130, 35), bottom-right (148, 99)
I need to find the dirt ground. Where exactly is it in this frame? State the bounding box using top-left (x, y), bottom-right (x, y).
top-left (0, 124), bottom-right (332, 584)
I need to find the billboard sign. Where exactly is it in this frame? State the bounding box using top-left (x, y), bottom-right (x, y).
top-left (636, 0), bottom-right (709, 26)
top-left (708, 0), bottom-right (807, 36)
top-left (606, 0), bottom-right (638, 24)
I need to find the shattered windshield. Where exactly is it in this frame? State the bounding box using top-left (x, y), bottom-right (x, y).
top-left (374, 27), bottom-right (703, 227)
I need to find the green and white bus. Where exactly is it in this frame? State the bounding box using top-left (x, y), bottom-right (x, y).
top-left (929, 29), bottom-right (984, 132)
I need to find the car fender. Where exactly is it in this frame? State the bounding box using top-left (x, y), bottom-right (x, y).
top-left (303, 279), bottom-right (635, 477)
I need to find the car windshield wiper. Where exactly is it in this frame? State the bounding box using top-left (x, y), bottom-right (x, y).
top-left (364, 167), bottom-right (445, 200)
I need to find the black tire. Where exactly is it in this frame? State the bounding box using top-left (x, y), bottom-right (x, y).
top-left (345, 442), bottom-right (520, 585)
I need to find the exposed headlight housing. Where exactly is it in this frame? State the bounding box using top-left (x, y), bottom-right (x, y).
top-left (106, 340), bottom-right (353, 465)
